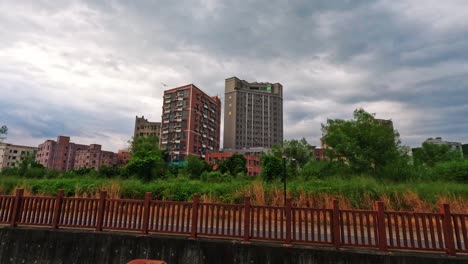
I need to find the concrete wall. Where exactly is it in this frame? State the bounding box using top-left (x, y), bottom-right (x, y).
top-left (0, 227), bottom-right (466, 264)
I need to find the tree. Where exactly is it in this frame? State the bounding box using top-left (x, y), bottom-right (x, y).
top-left (282, 138), bottom-right (312, 167)
top-left (130, 135), bottom-right (161, 159)
top-left (184, 155), bottom-right (208, 179)
top-left (321, 108), bottom-right (402, 175)
top-left (216, 154), bottom-right (247, 176)
top-left (462, 144), bottom-right (468, 158)
top-left (126, 135), bottom-right (166, 181)
top-left (260, 154), bottom-right (283, 182)
top-left (413, 142), bottom-right (461, 167)
top-left (0, 125), bottom-right (7, 141)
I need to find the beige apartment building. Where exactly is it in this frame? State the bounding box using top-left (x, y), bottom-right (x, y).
top-left (134, 116), bottom-right (161, 139)
top-left (223, 77), bottom-right (283, 150)
top-left (0, 142), bottom-right (38, 169)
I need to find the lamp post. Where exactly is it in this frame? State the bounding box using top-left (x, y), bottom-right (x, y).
top-left (282, 155), bottom-right (287, 206)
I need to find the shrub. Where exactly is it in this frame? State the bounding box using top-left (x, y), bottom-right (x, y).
top-left (98, 166), bottom-right (122, 178)
top-left (301, 160), bottom-right (350, 179)
top-left (433, 160), bottom-right (468, 182)
top-left (23, 167), bottom-right (46, 178)
top-left (201, 171), bottom-right (232, 182)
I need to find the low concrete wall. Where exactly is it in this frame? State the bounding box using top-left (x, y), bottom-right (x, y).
top-left (0, 227), bottom-right (466, 264)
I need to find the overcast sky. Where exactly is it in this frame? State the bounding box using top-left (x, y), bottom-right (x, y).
top-left (1, 0), bottom-right (468, 151)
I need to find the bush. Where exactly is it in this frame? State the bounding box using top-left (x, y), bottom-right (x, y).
top-left (433, 160), bottom-right (468, 182)
top-left (301, 160), bottom-right (350, 179)
top-left (98, 166), bottom-right (122, 178)
top-left (0, 167), bottom-right (19, 176)
top-left (201, 171), bottom-right (232, 182)
top-left (23, 167), bottom-right (46, 178)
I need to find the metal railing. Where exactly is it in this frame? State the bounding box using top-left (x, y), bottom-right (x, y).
top-left (0, 189), bottom-right (466, 255)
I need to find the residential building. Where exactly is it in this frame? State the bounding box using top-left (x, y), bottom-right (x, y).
top-left (134, 116), bottom-right (161, 139)
top-left (36, 136), bottom-right (88, 171)
top-left (223, 77), bottom-right (283, 150)
top-left (375, 119), bottom-right (394, 130)
top-left (205, 151), bottom-right (261, 176)
top-left (160, 84), bottom-right (221, 162)
top-left (36, 136), bottom-right (119, 171)
top-left (74, 144), bottom-right (118, 170)
top-left (424, 137), bottom-right (463, 157)
top-left (117, 149), bottom-right (131, 167)
top-left (310, 146), bottom-right (325, 161)
top-left (0, 142), bottom-right (38, 169)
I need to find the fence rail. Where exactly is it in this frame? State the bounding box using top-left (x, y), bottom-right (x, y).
top-left (0, 189), bottom-right (467, 256)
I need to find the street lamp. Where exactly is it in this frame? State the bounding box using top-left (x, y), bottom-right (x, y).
top-left (282, 155), bottom-right (295, 207)
top-left (282, 155), bottom-right (287, 206)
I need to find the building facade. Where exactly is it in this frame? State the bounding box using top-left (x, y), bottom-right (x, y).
top-left (160, 84), bottom-right (221, 162)
top-left (74, 144), bottom-right (118, 170)
top-left (36, 136), bottom-right (88, 171)
top-left (0, 142), bottom-right (38, 169)
top-left (205, 152), bottom-right (261, 176)
top-left (134, 116), bottom-right (161, 139)
top-left (36, 136), bottom-right (119, 171)
top-left (223, 77), bottom-right (283, 150)
top-left (117, 149), bottom-right (131, 167)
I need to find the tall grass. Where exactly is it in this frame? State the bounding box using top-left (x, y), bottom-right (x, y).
top-left (0, 175), bottom-right (466, 213)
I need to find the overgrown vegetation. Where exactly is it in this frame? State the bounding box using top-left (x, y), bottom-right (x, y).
top-left (1, 109), bottom-right (467, 212)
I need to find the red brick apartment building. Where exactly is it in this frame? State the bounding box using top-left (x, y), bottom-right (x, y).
top-left (36, 136), bottom-right (121, 171)
top-left (160, 84), bottom-right (221, 162)
top-left (205, 152), bottom-right (261, 176)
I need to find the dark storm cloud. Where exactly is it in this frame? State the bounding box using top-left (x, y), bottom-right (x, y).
top-left (1, 0), bottom-right (467, 150)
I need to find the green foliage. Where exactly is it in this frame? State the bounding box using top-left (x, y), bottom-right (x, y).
top-left (282, 138), bottom-right (312, 167)
top-left (433, 159), bottom-right (468, 182)
top-left (216, 154), bottom-right (247, 175)
top-left (98, 166), bottom-right (122, 178)
top-left (73, 167), bottom-right (93, 176)
top-left (321, 108), bottom-right (402, 175)
top-left (201, 171), bottom-right (232, 182)
top-left (183, 155), bottom-right (208, 179)
top-left (301, 160), bottom-right (350, 179)
top-left (261, 154), bottom-right (283, 182)
top-left (0, 125), bottom-right (7, 141)
top-left (126, 135), bottom-right (167, 181)
top-left (413, 142), bottom-right (462, 167)
top-left (130, 135), bottom-right (161, 159)
top-left (462, 144), bottom-right (468, 157)
top-left (126, 155), bottom-right (165, 182)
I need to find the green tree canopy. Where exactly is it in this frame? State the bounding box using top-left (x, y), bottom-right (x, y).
top-left (0, 125), bottom-right (7, 141)
top-left (216, 154), bottom-right (247, 176)
top-left (126, 135), bottom-right (166, 181)
top-left (321, 108), bottom-right (402, 174)
top-left (130, 135), bottom-right (162, 159)
top-left (184, 155), bottom-right (209, 179)
top-left (261, 154), bottom-right (283, 182)
top-left (413, 142), bottom-right (461, 167)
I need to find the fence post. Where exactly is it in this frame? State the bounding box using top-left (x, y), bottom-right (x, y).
top-left (243, 197), bottom-right (251, 242)
top-left (10, 189), bottom-right (24, 227)
top-left (440, 204), bottom-right (455, 256)
top-left (52, 189), bottom-right (64, 229)
top-left (375, 201), bottom-right (388, 252)
top-left (332, 200), bottom-right (341, 249)
top-left (190, 194), bottom-right (199, 239)
top-left (284, 198), bottom-right (292, 245)
top-left (141, 192), bottom-right (152, 235)
top-left (96, 191), bottom-right (107, 232)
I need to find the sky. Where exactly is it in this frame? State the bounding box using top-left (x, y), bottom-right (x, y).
top-left (1, 0), bottom-right (468, 152)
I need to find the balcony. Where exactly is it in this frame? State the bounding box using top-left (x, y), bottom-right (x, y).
top-left (165, 99), bottom-right (171, 104)
top-left (161, 141), bottom-right (168, 145)
top-left (162, 130), bottom-right (169, 134)
top-left (164, 110), bottom-right (170, 114)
